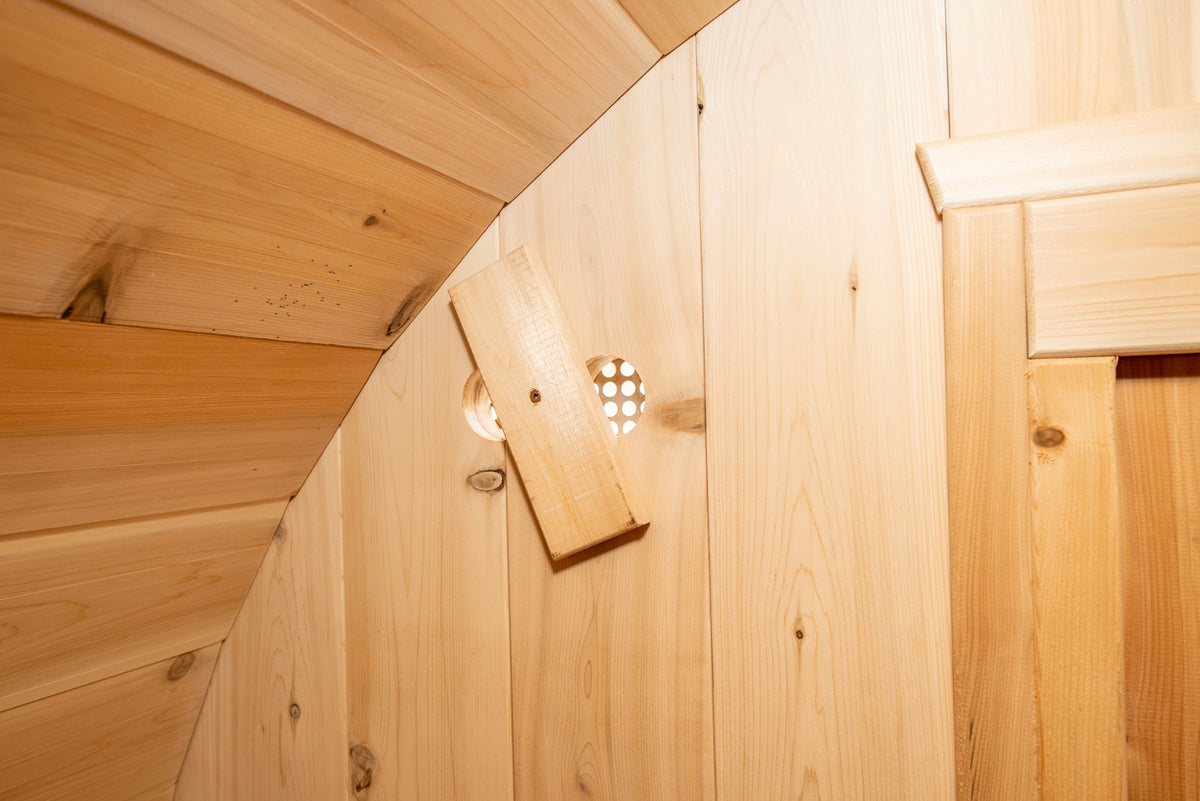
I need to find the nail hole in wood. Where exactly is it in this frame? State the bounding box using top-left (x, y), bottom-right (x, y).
top-left (529, 388), bottom-right (542, 404)
top-left (167, 652), bottom-right (195, 681)
top-left (1033, 426), bottom-right (1066, 448)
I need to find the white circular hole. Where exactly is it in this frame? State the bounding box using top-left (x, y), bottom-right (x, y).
top-left (620, 362), bottom-right (635, 377)
top-left (622, 400), bottom-right (636, 416)
top-left (622, 419), bottom-right (636, 434)
top-left (609, 420), bottom-right (619, 435)
top-left (621, 380), bottom-right (636, 396)
top-left (604, 401), bottom-right (618, 417)
top-left (602, 362), bottom-right (617, 377)
top-left (603, 382), bottom-right (617, 397)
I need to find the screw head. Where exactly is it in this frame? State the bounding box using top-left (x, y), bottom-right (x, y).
top-left (529, 388), bottom-right (542, 404)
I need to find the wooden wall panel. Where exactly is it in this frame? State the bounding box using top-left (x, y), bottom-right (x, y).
top-left (341, 223), bottom-right (513, 801)
top-left (64, 0), bottom-right (658, 201)
top-left (176, 435), bottom-right (349, 801)
top-left (698, 0), bottom-right (954, 797)
top-left (0, 499), bottom-right (281, 712)
top-left (947, 0), bottom-right (1200, 137)
top-left (1117, 355), bottom-right (1200, 801)
top-left (942, 205), bottom-right (1039, 800)
top-left (0, 0), bottom-right (499, 348)
top-left (0, 315), bottom-right (376, 534)
top-left (1027, 357), bottom-right (1124, 801)
top-left (1025, 182), bottom-right (1200, 357)
top-left (0, 645), bottom-right (218, 801)
top-left (500, 42), bottom-right (712, 801)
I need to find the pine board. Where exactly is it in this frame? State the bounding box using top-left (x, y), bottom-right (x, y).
top-left (0, 645), bottom-right (218, 801)
top-left (697, 0), bottom-right (954, 797)
top-left (1025, 182), bottom-right (1200, 357)
top-left (340, 223), bottom-right (515, 801)
top-left (500, 41), bottom-right (712, 801)
top-left (0, 0), bottom-right (500, 348)
top-left (0, 315), bottom-right (376, 534)
top-left (942, 205), bottom-right (1039, 800)
top-left (0, 499), bottom-right (282, 711)
top-left (1117, 355), bottom-right (1200, 801)
top-left (64, 0), bottom-right (658, 201)
top-left (615, 0), bottom-right (737, 53)
top-left (176, 436), bottom-right (349, 801)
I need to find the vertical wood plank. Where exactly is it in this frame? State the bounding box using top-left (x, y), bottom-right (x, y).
top-left (942, 204), bottom-right (1039, 800)
top-left (698, 0), bottom-right (954, 797)
top-left (175, 433), bottom-right (349, 800)
top-left (1116, 355), bottom-right (1200, 801)
top-left (1027, 357), bottom-right (1124, 801)
top-left (500, 42), bottom-right (712, 801)
top-left (341, 223), bottom-right (513, 801)
top-left (947, 0), bottom-right (1200, 136)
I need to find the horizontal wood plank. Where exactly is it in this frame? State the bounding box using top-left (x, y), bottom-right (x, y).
top-left (0, 315), bottom-right (377, 534)
top-left (449, 245), bottom-right (646, 558)
top-left (0, 0), bottom-right (500, 348)
top-left (1026, 182), bottom-right (1200, 357)
top-left (0, 500), bottom-right (281, 711)
top-left (63, 0), bottom-right (658, 201)
top-left (0, 645), bottom-right (219, 801)
top-left (918, 104), bottom-right (1200, 212)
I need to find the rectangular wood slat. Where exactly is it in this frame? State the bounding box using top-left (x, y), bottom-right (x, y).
top-left (0, 645), bottom-right (219, 801)
top-left (615, 0), bottom-right (738, 53)
top-left (1027, 357), bottom-right (1124, 801)
top-left (500, 42), bottom-right (713, 801)
top-left (0, 0), bottom-right (501, 348)
top-left (0, 315), bottom-right (377, 534)
top-left (63, 0), bottom-right (659, 201)
top-left (340, 223), bottom-right (515, 801)
top-left (450, 245), bottom-right (647, 559)
top-left (698, 0), bottom-right (955, 797)
top-left (1026, 182), bottom-right (1200, 357)
top-left (0, 499), bottom-right (282, 712)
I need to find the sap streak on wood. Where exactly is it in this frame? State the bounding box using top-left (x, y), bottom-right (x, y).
top-left (450, 245), bottom-right (647, 559)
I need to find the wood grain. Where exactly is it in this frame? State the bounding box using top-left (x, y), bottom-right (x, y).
top-left (64, 0), bottom-right (658, 201)
top-left (942, 205), bottom-right (1039, 801)
top-left (450, 246), bottom-right (646, 559)
top-left (1027, 357), bottom-right (1123, 801)
top-left (918, 104), bottom-right (1200, 213)
top-left (1026, 182), bottom-right (1200, 357)
top-left (0, 0), bottom-right (499, 348)
top-left (0, 645), bottom-right (218, 801)
top-left (0, 315), bottom-right (376, 534)
top-left (341, 223), bottom-right (514, 801)
top-left (947, 0), bottom-right (1200, 137)
top-left (615, 0), bottom-right (737, 53)
top-left (698, 0), bottom-right (954, 797)
top-left (176, 435), bottom-right (349, 801)
top-left (1116, 355), bottom-right (1200, 801)
top-left (0, 499), bottom-right (282, 711)
top-left (500, 42), bottom-right (713, 801)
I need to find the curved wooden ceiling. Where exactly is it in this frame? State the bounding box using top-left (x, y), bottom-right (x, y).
top-left (0, 1), bottom-right (733, 799)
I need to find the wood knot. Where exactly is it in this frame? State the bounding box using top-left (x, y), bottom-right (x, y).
top-left (1033, 426), bottom-right (1066, 448)
top-left (363, 214), bottom-right (379, 226)
top-left (273, 524), bottom-right (287, 542)
top-left (289, 702), bottom-right (301, 719)
top-left (167, 652), bottom-right (196, 681)
top-left (350, 744), bottom-right (377, 794)
top-left (468, 469), bottom-right (505, 492)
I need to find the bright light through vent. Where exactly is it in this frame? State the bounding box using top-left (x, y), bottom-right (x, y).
top-left (589, 356), bottom-right (645, 437)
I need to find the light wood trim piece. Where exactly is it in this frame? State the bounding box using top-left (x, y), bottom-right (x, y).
top-left (0, 645), bottom-right (219, 801)
top-left (1116, 355), bottom-right (1200, 801)
top-left (698, 0), bottom-right (954, 796)
top-left (450, 245), bottom-right (647, 559)
top-left (1027, 356), bottom-right (1124, 801)
top-left (341, 223), bottom-right (514, 801)
top-left (0, 315), bottom-right (377, 534)
top-left (0, 0), bottom-right (500, 348)
top-left (501, 41), bottom-right (713, 801)
top-left (942, 204), bottom-right (1039, 800)
top-left (1026, 182), bottom-right (1200, 357)
top-left (176, 436), bottom-right (348, 800)
top-left (64, 0), bottom-right (658, 201)
top-left (0, 499), bottom-right (282, 711)
top-left (615, 0), bottom-right (737, 53)
top-left (917, 104), bottom-right (1200, 213)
